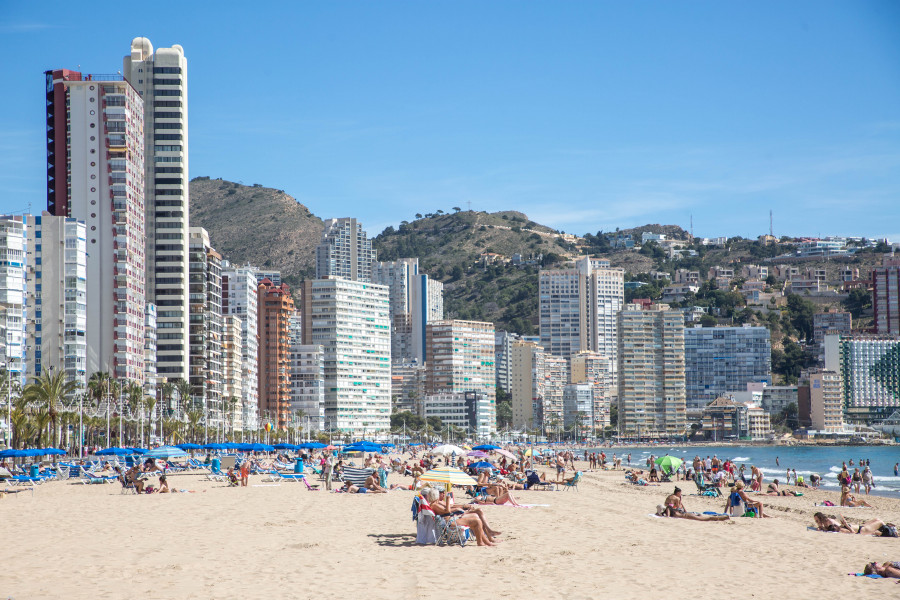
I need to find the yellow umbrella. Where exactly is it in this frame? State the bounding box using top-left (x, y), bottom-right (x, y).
top-left (418, 466), bottom-right (478, 492)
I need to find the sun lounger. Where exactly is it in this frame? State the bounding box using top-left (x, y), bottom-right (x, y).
top-left (8, 475), bottom-right (45, 486)
top-left (559, 471), bottom-right (582, 491)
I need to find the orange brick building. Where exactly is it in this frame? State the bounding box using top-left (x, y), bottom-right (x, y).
top-left (258, 278), bottom-right (294, 430)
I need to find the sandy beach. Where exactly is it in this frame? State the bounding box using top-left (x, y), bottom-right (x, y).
top-left (3, 459), bottom-right (900, 600)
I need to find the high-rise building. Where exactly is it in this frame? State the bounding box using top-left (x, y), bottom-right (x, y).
top-left (617, 303), bottom-right (686, 438)
top-left (25, 213), bottom-right (86, 389)
top-left (391, 361), bottom-right (426, 414)
top-left (221, 262), bottom-right (260, 431)
top-left (288, 338), bottom-right (326, 434)
top-left (188, 228), bottom-right (223, 429)
top-left (372, 258), bottom-right (443, 363)
top-left (563, 383), bottom-right (594, 433)
top-left (872, 255), bottom-right (900, 335)
top-left (421, 391), bottom-right (495, 438)
top-left (425, 320), bottom-right (496, 433)
top-left (684, 326), bottom-right (772, 414)
top-left (143, 303), bottom-right (157, 396)
top-left (540, 355), bottom-right (568, 430)
top-left (809, 369), bottom-right (844, 432)
top-left (570, 351), bottom-right (612, 429)
top-left (539, 257), bottom-right (624, 381)
top-left (315, 218), bottom-right (376, 282)
top-left (123, 38), bottom-right (190, 382)
top-left (300, 278), bottom-right (391, 435)
top-left (494, 331), bottom-right (522, 396)
top-left (0, 217), bottom-right (27, 385)
top-left (258, 278), bottom-right (294, 430)
top-left (509, 340), bottom-right (543, 429)
top-left (825, 334), bottom-right (900, 422)
top-left (45, 69), bottom-right (145, 383)
top-left (221, 314), bottom-right (243, 433)
top-left (813, 311), bottom-right (852, 345)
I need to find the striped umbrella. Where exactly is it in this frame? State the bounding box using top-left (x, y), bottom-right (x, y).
top-left (418, 466), bottom-right (478, 492)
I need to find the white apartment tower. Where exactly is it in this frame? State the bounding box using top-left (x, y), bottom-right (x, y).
top-left (188, 227), bottom-right (223, 430)
top-left (123, 38), bottom-right (190, 382)
top-left (221, 262), bottom-right (260, 431)
top-left (288, 315), bottom-right (325, 433)
top-left (316, 218), bottom-right (377, 282)
top-left (300, 278), bottom-right (392, 435)
top-left (0, 217), bottom-right (27, 386)
top-left (539, 257), bottom-right (624, 383)
top-left (45, 69), bottom-right (146, 383)
top-left (372, 257), bottom-right (444, 364)
top-left (25, 213), bottom-right (87, 390)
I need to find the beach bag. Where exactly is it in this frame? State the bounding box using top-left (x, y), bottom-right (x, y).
top-left (879, 524), bottom-right (898, 538)
top-left (822, 500), bottom-right (835, 507)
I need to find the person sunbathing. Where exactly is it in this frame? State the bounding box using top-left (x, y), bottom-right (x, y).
top-left (364, 473), bottom-right (388, 493)
top-left (813, 512), bottom-right (887, 535)
top-left (428, 489), bottom-right (500, 546)
top-left (657, 488), bottom-right (728, 521)
top-left (340, 481), bottom-right (367, 494)
top-left (125, 465), bottom-right (145, 493)
top-left (841, 485), bottom-right (873, 507)
top-left (734, 481), bottom-right (770, 518)
top-left (476, 470), bottom-right (492, 486)
top-left (765, 480), bottom-right (801, 496)
top-left (863, 561), bottom-right (900, 578)
top-left (474, 486), bottom-right (523, 506)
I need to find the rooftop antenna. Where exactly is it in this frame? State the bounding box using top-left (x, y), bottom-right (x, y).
top-left (466, 200), bottom-right (472, 212)
top-left (769, 209), bottom-right (773, 238)
top-left (690, 213), bottom-right (693, 239)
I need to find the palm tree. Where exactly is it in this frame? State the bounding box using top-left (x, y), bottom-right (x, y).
top-left (23, 371), bottom-right (77, 448)
top-left (174, 379), bottom-right (194, 415)
top-left (186, 409), bottom-right (202, 443)
top-left (226, 396), bottom-right (239, 440)
top-left (161, 381), bottom-right (176, 418)
top-left (144, 394), bottom-right (157, 444)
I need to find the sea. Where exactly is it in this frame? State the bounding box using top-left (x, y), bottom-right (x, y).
top-left (591, 445), bottom-right (900, 498)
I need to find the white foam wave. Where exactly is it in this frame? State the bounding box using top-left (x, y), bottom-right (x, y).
top-left (731, 456), bottom-right (751, 462)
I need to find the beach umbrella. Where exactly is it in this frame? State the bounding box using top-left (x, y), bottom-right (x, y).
top-left (273, 443), bottom-right (296, 450)
top-left (95, 447), bottom-right (132, 456)
top-left (177, 443), bottom-right (202, 450)
top-left (494, 449), bottom-right (516, 460)
top-left (472, 444), bottom-right (500, 451)
top-left (344, 442), bottom-right (381, 453)
top-left (467, 450), bottom-right (489, 458)
top-left (431, 444), bottom-right (466, 456)
top-left (41, 448), bottom-right (67, 456)
top-left (128, 448), bottom-right (147, 454)
top-left (298, 442), bottom-right (326, 449)
top-left (419, 466), bottom-right (478, 492)
top-left (245, 443), bottom-right (274, 452)
top-left (469, 461), bottom-right (495, 470)
top-left (655, 455), bottom-right (683, 475)
top-left (408, 442), bottom-right (422, 447)
top-left (0, 449), bottom-right (27, 458)
top-left (144, 446), bottom-right (188, 460)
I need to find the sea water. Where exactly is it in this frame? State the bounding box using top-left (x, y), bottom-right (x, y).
top-left (594, 445), bottom-right (900, 498)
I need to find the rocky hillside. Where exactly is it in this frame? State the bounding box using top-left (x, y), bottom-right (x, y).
top-left (189, 177), bottom-right (323, 285)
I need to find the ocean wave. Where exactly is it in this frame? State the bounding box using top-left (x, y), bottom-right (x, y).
top-left (731, 456), bottom-right (751, 461)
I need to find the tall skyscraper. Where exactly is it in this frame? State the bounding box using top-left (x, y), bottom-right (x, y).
top-left (684, 326), bottom-right (772, 414)
top-left (123, 38), bottom-right (190, 382)
top-left (45, 69), bottom-right (146, 382)
top-left (617, 303), bottom-right (686, 438)
top-left (539, 257), bottom-right (624, 381)
top-left (221, 262), bottom-right (260, 431)
top-left (372, 257), bottom-right (443, 363)
top-left (288, 315), bottom-right (325, 432)
top-left (0, 217), bottom-right (27, 386)
top-left (300, 278), bottom-right (392, 435)
top-left (25, 213), bottom-right (87, 389)
top-left (570, 351), bottom-right (612, 429)
top-left (315, 218), bottom-right (376, 282)
top-left (872, 255), bottom-right (900, 335)
top-left (221, 314), bottom-right (244, 431)
top-left (188, 227), bottom-right (223, 429)
top-left (258, 278), bottom-right (294, 430)
top-left (825, 334), bottom-right (900, 422)
top-left (509, 340), bottom-right (543, 429)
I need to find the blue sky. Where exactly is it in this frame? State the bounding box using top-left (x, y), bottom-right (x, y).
top-left (1, 2), bottom-right (899, 240)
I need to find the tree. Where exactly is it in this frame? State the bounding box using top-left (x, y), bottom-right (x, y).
top-left (452, 206), bottom-right (461, 213)
top-left (415, 213), bottom-right (423, 219)
top-left (699, 314), bottom-right (718, 327)
top-left (785, 294), bottom-right (816, 342)
top-left (390, 411), bottom-right (425, 431)
top-left (23, 371), bottom-right (78, 449)
top-left (843, 288), bottom-right (871, 319)
top-left (175, 378), bottom-right (195, 413)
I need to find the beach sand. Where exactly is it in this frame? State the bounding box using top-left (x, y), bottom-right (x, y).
top-left (3, 460), bottom-right (900, 599)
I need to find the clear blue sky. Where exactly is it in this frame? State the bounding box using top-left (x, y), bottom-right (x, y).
top-left (2, 2), bottom-right (899, 240)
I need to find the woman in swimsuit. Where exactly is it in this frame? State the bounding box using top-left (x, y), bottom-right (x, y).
top-left (813, 513), bottom-right (886, 535)
top-left (863, 561), bottom-right (900, 578)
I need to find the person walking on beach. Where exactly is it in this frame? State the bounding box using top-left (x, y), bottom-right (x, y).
top-left (894, 463), bottom-right (899, 477)
top-left (862, 466), bottom-right (874, 495)
top-left (323, 453), bottom-right (334, 491)
top-left (239, 460), bottom-right (250, 487)
top-left (775, 456), bottom-right (779, 467)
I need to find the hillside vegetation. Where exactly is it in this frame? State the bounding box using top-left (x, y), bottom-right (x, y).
top-left (189, 177), bottom-right (323, 286)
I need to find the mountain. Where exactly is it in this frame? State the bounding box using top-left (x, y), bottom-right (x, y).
top-left (189, 177), bottom-right (323, 285)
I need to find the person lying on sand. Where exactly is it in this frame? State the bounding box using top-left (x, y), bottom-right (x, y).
top-left (473, 485), bottom-right (523, 506)
top-left (765, 480), bottom-right (801, 496)
top-left (864, 561), bottom-right (900, 579)
top-left (656, 487), bottom-right (728, 522)
top-left (428, 489), bottom-right (500, 546)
